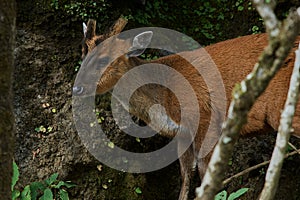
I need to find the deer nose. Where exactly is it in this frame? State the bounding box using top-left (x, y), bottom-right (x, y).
top-left (73, 86), bottom-right (84, 95)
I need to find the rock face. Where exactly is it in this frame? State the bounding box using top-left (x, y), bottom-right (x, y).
top-left (14, 28), bottom-right (93, 181)
top-left (13, 5), bottom-right (181, 199)
top-left (13, 25), bottom-right (181, 199)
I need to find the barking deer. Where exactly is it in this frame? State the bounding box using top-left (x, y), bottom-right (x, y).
top-left (73, 19), bottom-right (300, 200)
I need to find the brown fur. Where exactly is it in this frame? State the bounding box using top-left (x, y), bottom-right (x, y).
top-left (78, 20), bottom-right (300, 200)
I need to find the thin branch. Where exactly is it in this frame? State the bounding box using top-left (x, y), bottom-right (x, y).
top-left (258, 37), bottom-right (300, 200)
top-left (253, 0), bottom-right (279, 38)
top-left (288, 142), bottom-right (300, 154)
top-left (195, 3), bottom-right (300, 200)
top-left (223, 148), bottom-right (300, 186)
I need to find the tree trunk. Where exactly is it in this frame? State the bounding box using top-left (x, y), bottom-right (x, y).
top-left (0, 0), bottom-right (16, 199)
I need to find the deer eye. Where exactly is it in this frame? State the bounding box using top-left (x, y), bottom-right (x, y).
top-left (73, 86), bottom-right (84, 95)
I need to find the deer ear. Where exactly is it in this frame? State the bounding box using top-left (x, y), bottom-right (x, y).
top-left (83, 22), bottom-right (87, 37)
top-left (128, 31), bottom-right (153, 57)
top-left (84, 19), bottom-right (97, 39)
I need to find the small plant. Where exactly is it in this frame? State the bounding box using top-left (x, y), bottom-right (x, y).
top-left (50, 0), bottom-right (59, 10)
top-left (228, 157), bottom-right (233, 166)
top-left (251, 25), bottom-right (261, 34)
top-left (215, 188), bottom-right (249, 200)
top-left (135, 187), bottom-right (142, 194)
top-left (75, 60), bottom-right (82, 72)
top-left (12, 161), bottom-right (20, 199)
top-left (12, 161), bottom-right (76, 200)
top-left (94, 109), bottom-right (105, 124)
top-left (139, 53), bottom-right (159, 61)
top-left (235, 0), bottom-right (254, 11)
top-left (235, 0), bottom-right (244, 11)
top-left (51, 55), bottom-right (58, 62)
top-left (259, 168), bottom-right (265, 175)
top-left (35, 125), bottom-right (53, 134)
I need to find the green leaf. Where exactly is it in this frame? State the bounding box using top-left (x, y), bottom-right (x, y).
top-left (47, 126), bottom-right (53, 132)
top-left (40, 188), bottom-right (53, 200)
top-left (228, 188), bottom-right (249, 200)
top-left (35, 125), bottom-right (47, 133)
top-left (59, 189), bottom-right (69, 200)
top-left (135, 187), bottom-right (142, 194)
top-left (54, 181), bottom-right (64, 189)
top-left (62, 181), bottom-right (76, 188)
top-left (107, 142), bottom-right (114, 149)
top-left (12, 189), bottom-right (20, 200)
top-left (238, 6), bottom-right (244, 11)
top-left (45, 173), bottom-right (58, 186)
top-left (215, 190), bottom-right (227, 200)
top-left (20, 185), bottom-right (31, 200)
top-left (30, 181), bottom-right (47, 200)
top-left (228, 158), bottom-right (233, 166)
top-left (54, 181), bottom-right (76, 189)
top-left (12, 161), bottom-right (19, 191)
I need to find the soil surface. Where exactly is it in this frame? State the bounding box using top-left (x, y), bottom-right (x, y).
top-left (14, 2), bottom-right (300, 200)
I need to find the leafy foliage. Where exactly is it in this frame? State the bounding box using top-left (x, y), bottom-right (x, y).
top-left (128, 0), bottom-right (232, 43)
top-left (50, 0), bottom-right (113, 32)
top-left (49, 0), bottom-right (299, 45)
top-left (50, 0), bottom-right (266, 45)
top-left (215, 188), bottom-right (249, 200)
top-left (12, 161), bottom-right (76, 200)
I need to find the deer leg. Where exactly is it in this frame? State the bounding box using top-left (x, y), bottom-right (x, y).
top-left (178, 146), bottom-right (195, 200)
top-left (197, 151), bottom-right (213, 180)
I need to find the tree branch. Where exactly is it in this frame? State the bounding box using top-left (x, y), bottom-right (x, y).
top-left (0, 0), bottom-right (16, 199)
top-left (258, 32), bottom-right (300, 200)
top-left (253, 0), bottom-right (279, 38)
top-left (223, 147), bottom-right (300, 186)
top-left (195, 2), bottom-right (300, 199)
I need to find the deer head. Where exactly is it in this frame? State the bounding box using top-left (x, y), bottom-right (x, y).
top-left (81, 17), bottom-right (128, 60)
top-left (73, 18), bottom-right (153, 96)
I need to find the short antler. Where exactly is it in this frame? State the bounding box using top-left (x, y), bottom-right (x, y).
top-left (105, 16), bottom-right (128, 38)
